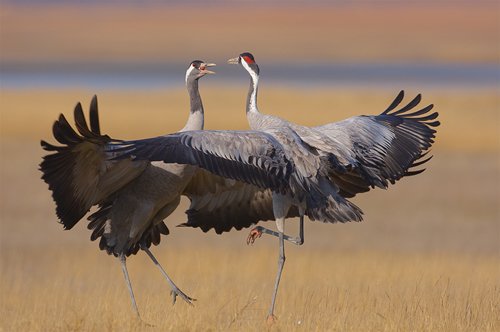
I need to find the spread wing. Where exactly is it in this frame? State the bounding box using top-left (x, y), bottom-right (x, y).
top-left (109, 129), bottom-right (297, 195)
top-left (181, 169), bottom-right (299, 234)
top-left (316, 91), bottom-right (440, 197)
top-left (40, 96), bottom-right (147, 229)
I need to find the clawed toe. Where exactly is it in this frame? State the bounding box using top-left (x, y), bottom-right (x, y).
top-left (171, 288), bottom-right (196, 306)
top-left (246, 227), bottom-right (263, 245)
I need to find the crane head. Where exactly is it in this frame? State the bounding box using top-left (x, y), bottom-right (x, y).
top-left (185, 60), bottom-right (216, 84)
top-left (227, 52), bottom-right (260, 75)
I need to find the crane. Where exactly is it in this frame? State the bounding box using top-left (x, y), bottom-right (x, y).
top-left (226, 54), bottom-right (440, 230)
top-left (108, 53), bottom-right (439, 322)
top-left (40, 60), bottom-right (215, 319)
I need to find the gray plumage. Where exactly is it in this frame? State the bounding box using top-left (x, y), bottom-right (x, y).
top-left (112, 123), bottom-right (362, 223)
top-left (40, 60), bottom-right (215, 318)
top-left (183, 54), bottom-right (439, 230)
top-left (181, 171), bottom-right (298, 234)
top-left (109, 52), bottom-right (439, 321)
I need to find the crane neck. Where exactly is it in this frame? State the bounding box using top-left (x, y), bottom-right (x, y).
top-left (246, 72), bottom-right (260, 115)
top-left (181, 78), bottom-right (204, 131)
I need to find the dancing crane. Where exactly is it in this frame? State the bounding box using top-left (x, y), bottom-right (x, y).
top-left (40, 61), bottom-right (215, 318)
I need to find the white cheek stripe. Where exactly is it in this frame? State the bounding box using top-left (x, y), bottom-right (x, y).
top-left (185, 64), bottom-right (196, 84)
top-left (241, 59), bottom-right (259, 112)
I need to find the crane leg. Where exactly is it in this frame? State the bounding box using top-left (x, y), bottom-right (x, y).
top-left (141, 246), bottom-right (195, 306)
top-left (267, 227), bottom-right (286, 323)
top-left (119, 254), bottom-right (141, 318)
top-left (247, 215), bottom-right (304, 245)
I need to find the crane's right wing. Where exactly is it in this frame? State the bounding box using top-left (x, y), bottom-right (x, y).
top-left (40, 96), bottom-right (147, 230)
top-left (181, 169), bottom-right (300, 234)
top-left (315, 91), bottom-right (439, 198)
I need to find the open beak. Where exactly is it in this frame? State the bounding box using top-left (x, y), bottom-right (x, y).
top-left (227, 57), bottom-right (239, 65)
top-left (201, 63), bottom-right (216, 74)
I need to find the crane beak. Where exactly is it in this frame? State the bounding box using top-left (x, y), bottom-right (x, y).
top-left (201, 63), bottom-right (216, 74)
top-left (227, 57), bottom-right (239, 65)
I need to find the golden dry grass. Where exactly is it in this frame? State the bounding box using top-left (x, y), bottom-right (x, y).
top-left (1, 87), bottom-right (499, 331)
top-left (1, 246), bottom-right (498, 331)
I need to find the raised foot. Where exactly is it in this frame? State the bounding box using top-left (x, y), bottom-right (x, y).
top-left (170, 287), bottom-right (196, 306)
top-left (246, 226), bottom-right (263, 245)
top-left (266, 314), bottom-right (277, 325)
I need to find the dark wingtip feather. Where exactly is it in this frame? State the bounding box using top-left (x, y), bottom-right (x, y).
top-left (414, 112), bottom-right (439, 122)
top-left (40, 140), bottom-right (60, 151)
top-left (390, 93), bottom-right (422, 115)
top-left (398, 104), bottom-right (434, 118)
top-left (73, 102), bottom-right (85, 122)
top-left (52, 114), bottom-right (82, 145)
top-left (89, 95), bottom-right (101, 135)
top-left (405, 168), bottom-right (426, 176)
top-left (411, 154), bottom-right (433, 168)
top-left (74, 102), bottom-right (95, 137)
top-left (176, 220), bottom-right (212, 233)
top-left (382, 90), bottom-right (405, 114)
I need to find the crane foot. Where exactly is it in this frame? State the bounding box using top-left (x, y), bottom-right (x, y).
top-left (170, 287), bottom-right (196, 306)
top-left (266, 314), bottom-right (277, 325)
top-left (246, 226), bottom-right (263, 245)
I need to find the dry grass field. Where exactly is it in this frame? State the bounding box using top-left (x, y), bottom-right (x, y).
top-left (1, 246), bottom-right (498, 331)
top-left (1, 87), bottom-right (499, 331)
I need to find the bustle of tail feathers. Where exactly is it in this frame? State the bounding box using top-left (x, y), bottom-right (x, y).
top-left (306, 194), bottom-right (364, 224)
top-left (88, 205), bottom-right (170, 257)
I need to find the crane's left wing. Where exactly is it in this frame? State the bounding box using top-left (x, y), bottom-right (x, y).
top-left (40, 96), bottom-right (147, 230)
top-left (108, 129), bottom-right (294, 195)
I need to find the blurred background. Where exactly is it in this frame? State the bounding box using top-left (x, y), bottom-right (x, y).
top-left (1, 1), bottom-right (499, 330)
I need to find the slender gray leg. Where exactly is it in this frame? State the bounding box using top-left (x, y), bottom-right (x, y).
top-left (141, 246), bottom-right (195, 306)
top-left (265, 193), bottom-right (291, 322)
top-left (298, 214), bottom-right (304, 245)
top-left (247, 215), bottom-right (304, 245)
top-left (267, 230), bottom-right (286, 322)
top-left (119, 254), bottom-right (141, 318)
